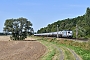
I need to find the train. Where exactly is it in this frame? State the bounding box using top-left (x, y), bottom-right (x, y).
top-left (34, 30), bottom-right (73, 38)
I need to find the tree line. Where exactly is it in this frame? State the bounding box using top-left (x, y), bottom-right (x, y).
top-left (37, 7), bottom-right (90, 39)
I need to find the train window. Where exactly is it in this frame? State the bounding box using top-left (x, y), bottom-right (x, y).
top-left (68, 32), bottom-right (70, 33)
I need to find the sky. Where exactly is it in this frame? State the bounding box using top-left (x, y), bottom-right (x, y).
top-left (0, 0), bottom-right (90, 32)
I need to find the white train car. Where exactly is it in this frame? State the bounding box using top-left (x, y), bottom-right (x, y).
top-left (34, 30), bottom-right (73, 38)
top-left (62, 31), bottom-right (72, 37)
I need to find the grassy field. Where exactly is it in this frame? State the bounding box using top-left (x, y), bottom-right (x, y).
top-left (31, 36), bottom-right (86, 60)
top-left (36, 38), bottom-right (56, 60)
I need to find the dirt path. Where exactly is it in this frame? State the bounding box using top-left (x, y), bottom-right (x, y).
top-left (54, 46), bottom-right (82, 60)
top-left (67, 48), bottom-right (82, 60)
top-left (0, 36), bottom-right (46, 60)
top-left (54, 46), bottom-right (64, 60)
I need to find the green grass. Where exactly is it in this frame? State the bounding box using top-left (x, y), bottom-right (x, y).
top-left (54, 41), bottom-right (90, 60)
top-left (52, 40), bottom-right (90, 60)
top-left (61, 47), bottom-right (75, 60)
top-left (38, 40), bottom-right (56, 60)
top-left (32, 37), bottom-right (76, 60)
top-left (31, 37), bottom-right (61, 60)
top-left (30, 36), bottom-right (90, 60)
top-left (69, 46), bottom-right (90, 60)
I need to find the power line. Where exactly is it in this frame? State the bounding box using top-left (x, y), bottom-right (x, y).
top-left (76, 24), bottom-right (78, 40)
top-left (57, 25), bottom-right (58, 38)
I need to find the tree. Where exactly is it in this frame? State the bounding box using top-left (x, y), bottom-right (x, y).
top-left (37, 7), bottom-right (90, 38)
top-left (3, 17), bottom-right (33, 40)
top-left (85, 7), bottom-right (90, 36)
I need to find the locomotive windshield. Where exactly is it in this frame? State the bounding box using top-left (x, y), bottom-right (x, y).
top-left (68, 32), bottom-right (70, 33)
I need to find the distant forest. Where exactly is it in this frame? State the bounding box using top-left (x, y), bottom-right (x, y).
top-left (0, 32), bottom-right (10, 35)
top-left (37, 7), bottom-right (90, 38)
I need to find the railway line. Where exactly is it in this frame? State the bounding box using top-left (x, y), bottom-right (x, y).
top-left (42, 36), bottom-right (88, 42)
top-left (34, 30), bottom-right (88, 42)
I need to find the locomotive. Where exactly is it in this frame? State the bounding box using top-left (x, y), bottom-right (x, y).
top-left (34, 30), bottom-right (73, 38)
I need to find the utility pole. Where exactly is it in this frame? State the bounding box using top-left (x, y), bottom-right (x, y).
top-left (57, 25), bottom-right (58, 38)
top-left (76, 24), bottom-right (78, 40)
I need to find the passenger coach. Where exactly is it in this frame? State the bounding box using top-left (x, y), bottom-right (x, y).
top-left (34, 30), bottom-right (73, 38)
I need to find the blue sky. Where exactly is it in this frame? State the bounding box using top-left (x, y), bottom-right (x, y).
top-left (0, 0), bottom-right (90, 32)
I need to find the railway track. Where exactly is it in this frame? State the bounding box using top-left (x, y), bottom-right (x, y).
top-left (44, 37), bottom-right (88, 42)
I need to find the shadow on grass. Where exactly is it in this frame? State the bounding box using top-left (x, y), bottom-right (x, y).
top-left (12, 40), bottom-right (37, 41)
top-left (23, 40), bottom-right (37, 41)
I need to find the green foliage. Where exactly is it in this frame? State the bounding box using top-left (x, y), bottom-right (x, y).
top-left (4, 17), bottom-right (34, 40)
top-left (37, 7), bottom-right (90, 38)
